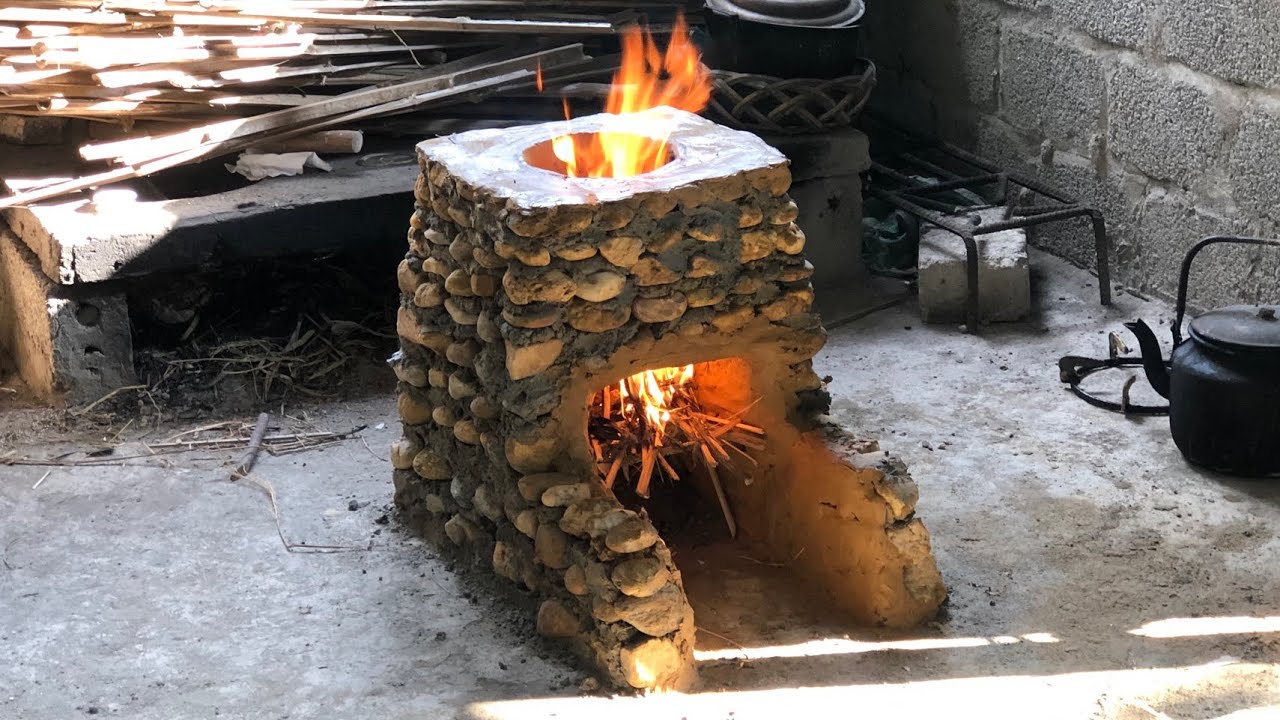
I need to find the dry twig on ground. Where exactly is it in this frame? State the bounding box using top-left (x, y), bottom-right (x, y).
top-left (238, 473), bottom-right (371, 554)
top-left (1, 420), bottom-right (364, 468)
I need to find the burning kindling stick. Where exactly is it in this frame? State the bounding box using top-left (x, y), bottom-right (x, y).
top-left (588, 365), bottom-right (763, 538)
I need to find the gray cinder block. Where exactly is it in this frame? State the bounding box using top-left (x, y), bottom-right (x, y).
top-left (0, 225), bottom-right (135, 403)
top-left (1228, 98), bottom-right (1280, 225)
top-left (918, 210), bottom-right (1031, 324)
top-left (1108, 58), bottom-right (1230, 187)
top-left (999, 23), bottom-right (1107, 146)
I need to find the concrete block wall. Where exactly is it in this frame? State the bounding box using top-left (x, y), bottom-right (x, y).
top-left (864, 0), bottom-right (1280, 310)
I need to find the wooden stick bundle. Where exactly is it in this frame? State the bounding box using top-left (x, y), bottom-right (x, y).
top-left (588, 371), bottom-right (764, 538)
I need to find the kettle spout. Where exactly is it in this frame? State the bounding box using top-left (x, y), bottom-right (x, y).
top-left (1123, 319), bottom-right (1172, 399)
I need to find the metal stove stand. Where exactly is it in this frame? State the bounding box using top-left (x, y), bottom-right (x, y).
top-left (864, 118), bottom-right (1112, 331)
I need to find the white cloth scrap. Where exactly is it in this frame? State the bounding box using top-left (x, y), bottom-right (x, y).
top-left (225, 151), bottom-right (332, 181)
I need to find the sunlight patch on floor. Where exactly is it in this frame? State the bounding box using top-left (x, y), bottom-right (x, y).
top-left (1130, 616), bottom-right (1280, 639)
top-left (463, 659), bottom-right (1277, 720)
top-left (692, 632), bottom-right (1061, 663)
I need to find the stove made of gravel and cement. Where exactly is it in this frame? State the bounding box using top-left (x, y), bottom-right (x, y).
top-left (390, 108), bottom-right (945, 690)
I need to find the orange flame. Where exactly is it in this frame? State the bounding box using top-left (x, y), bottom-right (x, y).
top-left (551, 14), bottom-right (710, 178)
top-left (617, 365), bottom-right (695, 443)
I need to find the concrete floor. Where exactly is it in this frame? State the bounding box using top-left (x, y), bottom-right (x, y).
top-left (2, 250), bottom-right (1278, 719)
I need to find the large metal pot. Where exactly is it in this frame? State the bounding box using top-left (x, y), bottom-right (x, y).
top-left (1125, 236), bottom-right (1280, 478)
top-left (702, 0), bottom-right (866, 78)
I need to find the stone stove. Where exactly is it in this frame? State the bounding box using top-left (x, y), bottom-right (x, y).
top-left (390, 107), bottom-right (945, 690)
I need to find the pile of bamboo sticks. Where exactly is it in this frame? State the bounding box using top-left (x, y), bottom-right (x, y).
top-left (0, 1), bottom-right (698, 206)
top-left (0, 1), bottom-right (689, 115)
top-left (588, 373), bottom-right (766, 538)
top-left (0, 43), bottom-right (599, 207)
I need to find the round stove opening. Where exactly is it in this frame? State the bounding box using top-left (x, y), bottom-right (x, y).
top-left (523, 132), bottom-right (674, 179)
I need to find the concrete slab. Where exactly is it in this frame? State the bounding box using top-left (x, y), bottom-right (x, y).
top-left (766, 130), bottom-right (875, 321)
top-left (2, 150), bottom-right (419, 284)
top-left (0, 222), bottom-right (135, 402)
top-left (1, 251), bottom-right (1277, 719)
top-left (918, 210), bottom-right (1031, 324)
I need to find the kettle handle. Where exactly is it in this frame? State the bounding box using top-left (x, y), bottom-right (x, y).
top-left (1174, 235), bottom-right (1280, 345)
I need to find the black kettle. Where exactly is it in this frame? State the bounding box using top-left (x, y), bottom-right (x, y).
top-left (1125, 235), bottom-right (1280, 478)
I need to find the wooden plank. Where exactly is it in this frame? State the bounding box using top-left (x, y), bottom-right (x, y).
top-left (82, 43), bottom-right (583, 163)
top-left (31, 31), bottom-right (320, 52)
top-left (6, 0), bottom-right (692, 15)
top-left (203, 93), bottom-right (318, 107)
top-left (13, 47), bottom-right (215, 68)
top-left (19, 37), bottom-right (442, 61)
top-left (0, 9), bottom-right (128, 25)
top-left (92, 59), bottom-right (272, 89)
top-left (4, 69), bottom-right (532, 208)
top-left (0, 84), bottom-right (274, 101)
top-left (232, 41), bottom-right (445, 60)
top-left (4, 98), bottom-right (233, 116)
top-left (56, 22), bottom-right (173, 37)
top-left (15, 40), bottom-right (436, 68)
top-left (0, 67), bottom-right (75, 85)
top-left (248, 129), bottom-right (362, 153)
top-left (166, 10), bottom-right (616, 34)
top-left (181, 59), bottom-right (398, 88)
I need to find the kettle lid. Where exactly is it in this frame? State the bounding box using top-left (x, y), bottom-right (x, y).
top-left (1189, 305), bottom-right (1280, 351)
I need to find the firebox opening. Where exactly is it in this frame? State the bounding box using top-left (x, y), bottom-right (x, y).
top-left (522, 132), bottom-right (675, 178)
top-left (586, 358), bottom-right (761, 539)
top-left (584, 357), bottom-right (853, 646)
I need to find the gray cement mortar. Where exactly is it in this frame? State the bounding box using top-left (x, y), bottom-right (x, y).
top-left (999, 21), bottom-right (1107, 147)
top-left (2, 250), bottom-right (1277, 719)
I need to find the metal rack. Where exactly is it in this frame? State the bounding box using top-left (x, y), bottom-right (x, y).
top-left (864, 118), bottom-right (1113, 331)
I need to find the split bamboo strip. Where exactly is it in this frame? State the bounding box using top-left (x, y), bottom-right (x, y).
top-left (0, 9), bottom-right (129, 25)
top-left (637, 446), bottom-right (656, 498)
top-left (587, 368), bottom-right (763, 538)
top-left (178, 60), bottom-right (398, 89)
top-left (706, 463), bottom-right (737, 538)
top-left (166, 10), bottom-right (617, 34)
top-left (603, 457), bottom-right (622, 489)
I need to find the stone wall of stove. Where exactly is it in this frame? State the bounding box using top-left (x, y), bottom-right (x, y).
top-left (388, 111), bottom-right (946, 689)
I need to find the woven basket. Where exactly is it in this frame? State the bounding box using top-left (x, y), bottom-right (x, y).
top-left (704, 60), bottom-right (877, 134)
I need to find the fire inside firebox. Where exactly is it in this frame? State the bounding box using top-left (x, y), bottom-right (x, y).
top-left (587, 363), bottom-right (765, 539)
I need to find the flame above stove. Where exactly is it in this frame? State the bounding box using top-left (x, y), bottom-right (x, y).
top-left (552, 14), bottom-right (711, 178)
